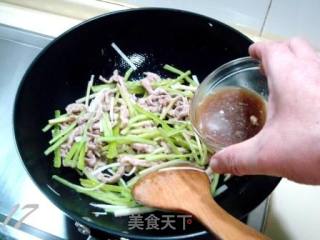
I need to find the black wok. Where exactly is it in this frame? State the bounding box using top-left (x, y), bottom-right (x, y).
top-left (14, 8), bottom-right (280, 239)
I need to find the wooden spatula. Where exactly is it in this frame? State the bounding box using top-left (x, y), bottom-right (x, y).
top-left (133, 167), bottom-right (270, 240)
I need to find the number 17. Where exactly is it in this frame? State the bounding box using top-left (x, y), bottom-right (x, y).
top-left (2, 204), bottom-right (39, 229)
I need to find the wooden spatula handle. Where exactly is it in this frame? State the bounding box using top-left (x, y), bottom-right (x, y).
top-left (133, 169), bottom-right (271, 239)
top-left (192, 198), bottom-right (270, 240)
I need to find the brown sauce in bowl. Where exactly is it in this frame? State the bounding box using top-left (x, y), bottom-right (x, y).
top-left (195, 87), bottom-right (266, 147)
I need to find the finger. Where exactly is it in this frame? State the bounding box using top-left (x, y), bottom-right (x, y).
top-left (250, 41), bottom-right (294, 87)
top-left (210, 136), bottom-right (265, 176)
top-left (287, 37), bottom-right (318, 59)
top-left (249, 42), bottom-right (271, 78)
top-left (248, 40), bottom-right (284, 59)
top-left (248, 42), bottom-right (265, 60)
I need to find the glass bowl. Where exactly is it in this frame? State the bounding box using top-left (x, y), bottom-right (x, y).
top-left (190, 57), bottom-right (268, 152)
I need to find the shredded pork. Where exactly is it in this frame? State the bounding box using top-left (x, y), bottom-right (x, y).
top-left (52, 69), bottom-right (195, 184)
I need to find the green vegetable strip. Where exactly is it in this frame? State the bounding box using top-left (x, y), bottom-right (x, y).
top-left (166, 127), bottom-right (185, 137)
top-left (121, 115), bottom-right (149, 135)
top-left (101, 136), bottom-right (156, 145)
top-left (118, 178), bottom-right (127, 188)
top-left (161, 86), bottom-right (194, 97)
top-left (72, 140), bottom-right (86, 167)
top-left (160, 97), bottom-right (179, 120)
top-left (53, 110), bottom-right (62, 168)
top-left (192, 75), bottom-right (200, 85)
top-left (127, 128), bottom-right (151, 135)
top-left (172, 136), bottom-right (190, 149)
top-left (189, 138), bottom-right (199, 147)
top-left (211, 173), bottom-right (220, 195)
top-left (64, 176), bottom-right (131, 206)
top-left (49, 122), bottom-right (77, 145)
top-left (163, 64), bottom-right (195, 86)
top-left (182, 133), bottom-right (200, 164)
top-left (71, 144), bottom-right (82, 168)
top-left (42, 123), bottom-right (53, 132)
top-left (92, 82), bottom-right (144, 94)
top-left (52, 175), bottom-right (135, 206)
top-left (201, 141), bottom-right (208, 165)
top-left (134, 128), bottom-right (182, 140)
top-left (80, 179), bottom-right (123, 192)
top-left (127, 115), bottom-right (148, 125)
top-left (124, 68), bottom-right (134, 82)
top-left (150, 147), bottom-right (166, 155)
top-left (153, 78), bottom-right (182, 88)
top-left (48, 114), bottom-right (69, 125)
top-left (54, 109), bottom-right (61, 119)
top-left (121, 120), bottom-right (152, 135)
top-left (133, 104), bottom-right (171, 131)
top-left (117, 83), bottom-right (135, 117)
top-left (173, 136), bottom-right (198, 149)
top-left (137, 130), bottom-right (161, 139)
top-left (102, 113), bottom-right (112, 137)
top-left (163, 64), bottom-right (184, 75)
top-left (194, 133), bottom-right (204, 166)
top-left (128, 85), bottom-right (145, 94)
top-left (127, 81), bottom-right (142, 87)
top-left (80, 178), bottom-right (131, 198)
top-left (172, 83), bottom-right (197, 91)
top-left (90, 204), bottom-right (133, 211)
top-left (134, 153), bottom-right (192, 161)
top-left (176, 70), bottom-right (192, 82)
top-left (107, 125), bottom-right (119, 159)
top-left (63, 142), bottom-right (80, 166)
top-left (45, 129), bottom-right (75, 156)
top-left (127, 81), bottom-right (145, 94)
top-left (130, 120), bottom-right (154, 129)
top-left (77, 140), bottom-right (87, 170)
top-left (158, 129), bottom-right (180, 154)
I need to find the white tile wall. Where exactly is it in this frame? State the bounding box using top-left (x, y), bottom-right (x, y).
top-left (0, 2), bottom-right (80, 37)
top-left (262, 0), bottom-right (320, 49)
top-left (120, 0), bottom-right (271, 34)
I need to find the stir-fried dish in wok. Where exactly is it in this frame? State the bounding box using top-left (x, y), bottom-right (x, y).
top-left (43, 63), bottom-right (221, 217)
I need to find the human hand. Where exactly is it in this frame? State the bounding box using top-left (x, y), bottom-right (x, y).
top-left (210, 38), bottom-right (320, 184)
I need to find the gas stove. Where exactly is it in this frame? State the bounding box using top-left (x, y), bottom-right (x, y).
top-left (0, 23), bottom-right (269, 240)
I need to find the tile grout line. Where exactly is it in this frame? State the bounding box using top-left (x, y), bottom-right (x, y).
top-left (259, 0), bottom-right (273, 36)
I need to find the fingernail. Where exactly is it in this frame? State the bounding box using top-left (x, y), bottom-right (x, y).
top-left (210, 158), bottom-right (218, 170)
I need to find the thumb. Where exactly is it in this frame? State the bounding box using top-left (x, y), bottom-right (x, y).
top-left (210, 137), bottom-right (263, 176)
